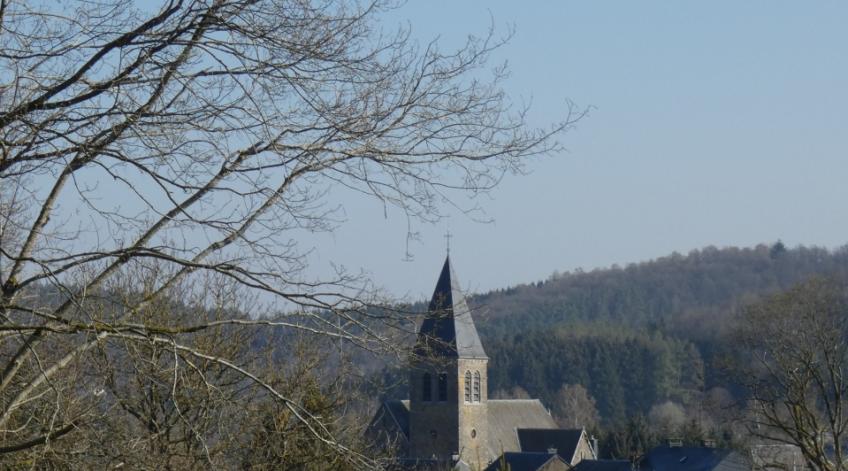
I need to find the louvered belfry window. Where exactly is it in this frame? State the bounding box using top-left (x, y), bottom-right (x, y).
top-left (472, 371), bottom-right (481, 402)
top-left (438, 373), bottom-right (448, 401)
top-left (422, 373), bottom-right (432, 402)
top-left (464, 371), bottom-right (472, 403)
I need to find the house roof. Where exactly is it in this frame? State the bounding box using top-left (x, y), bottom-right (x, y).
top-left (483, 452), bottom-right (566, 471)
top-left (572, 460), bottom-right (634, 471)
top-left (641, 445), bottom-right (749, 471)
top-left (517, 428), bottom-right (586, 462)
top-left (414, 256), bottom-right (487, 359)
top-left (485, 399), bottom-right (559, 456)
top-left (372, 398), bottom-right (558, 463)
top-left (366, 399), bottom-right (411, 448)
top-left (384, 399), bottom-right (410, 439)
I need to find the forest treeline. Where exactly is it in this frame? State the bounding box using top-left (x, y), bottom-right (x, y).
top-left (377, 243), bottom-right (848, 452)
top-left (465, 243), bottom-right (848, 447)
top-left (486, 326), bottom-right (703, 423)
top-left (475, 242), bottom-right (848, 335)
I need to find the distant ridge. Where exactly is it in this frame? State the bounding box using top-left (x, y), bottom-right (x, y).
top-left (471, 243), bottom-right (848, 333)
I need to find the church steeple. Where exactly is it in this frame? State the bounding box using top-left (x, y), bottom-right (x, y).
top-left (414, 255), bottom-right (487, 359)
top-left (408, 255), bottom-right (491, 468)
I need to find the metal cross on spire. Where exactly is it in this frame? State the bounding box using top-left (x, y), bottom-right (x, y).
top-left (444, 229), bottom-right (453, 255)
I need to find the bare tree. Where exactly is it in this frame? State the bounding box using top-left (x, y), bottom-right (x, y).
top-left (0, 0), bottom-right (579, 466)
top-left (734, 277), bottom-right (848, 471)
top-left (553, 383), bottom-right (600, 430)
top-left (0, 267), bottom-right (379, 468)
top-left (647, 400), bottom-right (686, 438)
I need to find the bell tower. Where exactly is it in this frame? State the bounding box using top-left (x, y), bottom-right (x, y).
top-left (408, 256), bottom-right (490, 467)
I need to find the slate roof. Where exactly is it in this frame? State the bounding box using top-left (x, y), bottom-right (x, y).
top-left (485, 399), bottom-right (559, 455)
top-left (383, 399), bottom-right (410, 439)
top-left (414, 256), bottom-right (487, 359)
top-left (483, 452), bottom-right (565, 471)
top-left (366, 399), bottom-right (411, 451)
top-left (572, 460), bottom-right (634, 471)
top-left (517, 428), bottom-right (587, 462)
top-left (373, 398), bottom-right (558, 463)
top-left (640, 445), bottom-right (749, 471)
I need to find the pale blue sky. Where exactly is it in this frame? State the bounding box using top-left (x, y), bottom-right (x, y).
top-left (314, 1), bottom-right (848, 299)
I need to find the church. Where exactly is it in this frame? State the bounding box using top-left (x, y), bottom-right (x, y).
top-left (368, 256), bottom-right (596, 470)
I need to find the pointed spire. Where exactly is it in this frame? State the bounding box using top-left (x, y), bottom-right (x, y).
top-left (415, 255), bottom-right (487, 359)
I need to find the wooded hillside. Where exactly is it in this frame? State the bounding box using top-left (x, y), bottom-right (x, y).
top-left (378, 243), bottom-right (848, 449)
top-left (462, 243), bottom-right (848, 448)
top-left (472, 244), bottom-right (848, 417)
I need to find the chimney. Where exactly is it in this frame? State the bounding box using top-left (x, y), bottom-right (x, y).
top-left (547, 447), bottom-right (558, 455)
top-left (591, 435), bottom-right (599, 459)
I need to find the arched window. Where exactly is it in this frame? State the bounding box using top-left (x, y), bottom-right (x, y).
top-left (464, 371), bottom-right (472, 403)
top-left (422, 373), bottom-right (432, 402)
top-left (438, 373), bottom-right (448, 401)
top-left (472, 371), bottom-right (481, 402)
